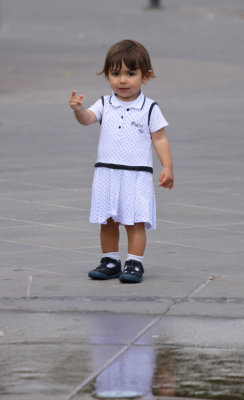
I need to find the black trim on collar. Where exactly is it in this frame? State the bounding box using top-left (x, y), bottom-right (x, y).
top-left (108, 93), bottom-right (146, 110)
top-left (140, 96), bottom-right (146, 110)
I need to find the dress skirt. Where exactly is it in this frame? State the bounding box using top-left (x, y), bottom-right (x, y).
top-left (89, 167), bottom-right (156, 230)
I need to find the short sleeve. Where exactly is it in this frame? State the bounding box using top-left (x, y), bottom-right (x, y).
top-left (88, 98), bottom-right (103, 123)
top-left (149, 104), bottom-right (168, 134)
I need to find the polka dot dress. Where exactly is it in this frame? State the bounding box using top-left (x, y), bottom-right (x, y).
top-left (88, 91), bottom-right (168, 231)
top-left (89, 167), bottom-right (156, 230)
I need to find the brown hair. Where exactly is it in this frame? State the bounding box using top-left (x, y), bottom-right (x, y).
top-left (99, 39), bottom-right (155, 78)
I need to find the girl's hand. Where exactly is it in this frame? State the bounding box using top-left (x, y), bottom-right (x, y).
top-left (158, 167), bottom-right (174, 189)
top-left (69, 90), bottom-right (84, 111)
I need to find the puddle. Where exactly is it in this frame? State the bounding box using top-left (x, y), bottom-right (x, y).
top-left (89, 346), bottom-right (244, 400)
top-left (152, 347), bottom-right (244, 399)
top-left (1, 312), bottom-right (244, 399)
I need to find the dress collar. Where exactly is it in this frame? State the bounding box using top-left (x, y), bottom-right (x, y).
top-left (109, 90), bottom-right (146, 110)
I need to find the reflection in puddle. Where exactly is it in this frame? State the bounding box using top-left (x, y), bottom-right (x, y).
top-left (152, 347), bottom-right (244, 399)
top-left (94, 347), bottom-right (153, 399)
top-left (96, 390), bottom-right (143, 399)
top-left (92, 346), bottom-right (244, 400)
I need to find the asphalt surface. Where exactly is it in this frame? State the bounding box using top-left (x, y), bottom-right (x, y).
top-left (0, 1), bottom-right (244, 399)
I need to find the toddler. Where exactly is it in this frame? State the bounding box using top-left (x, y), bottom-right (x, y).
top-left (69, 39), bottom-right (174, 283)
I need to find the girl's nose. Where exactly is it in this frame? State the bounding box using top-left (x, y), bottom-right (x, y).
top-left (119, 74), bottom-right (127, 83)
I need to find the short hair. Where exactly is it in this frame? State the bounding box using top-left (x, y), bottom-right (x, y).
top-left (99, 39), bottom-right (155, 78)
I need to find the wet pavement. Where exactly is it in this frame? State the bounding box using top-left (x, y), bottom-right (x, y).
top-left (1, 0), bottom-right (244, 399)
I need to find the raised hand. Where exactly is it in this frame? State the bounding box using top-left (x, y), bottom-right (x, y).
top-left (69, 90), bottom-right (84, 111)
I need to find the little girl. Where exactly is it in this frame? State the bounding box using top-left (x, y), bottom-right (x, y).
top-left (69, 39), bottom-right (174, 283)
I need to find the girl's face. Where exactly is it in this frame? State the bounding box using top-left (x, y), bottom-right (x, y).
top-left (108, 61), bottom-right (151, 102)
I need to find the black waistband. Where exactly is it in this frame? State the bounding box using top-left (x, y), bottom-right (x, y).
top-left (94, 162), bottom-right (153, 174)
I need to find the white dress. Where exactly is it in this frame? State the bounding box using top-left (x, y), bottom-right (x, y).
top-left (88, 91), bottom-right (168, 230)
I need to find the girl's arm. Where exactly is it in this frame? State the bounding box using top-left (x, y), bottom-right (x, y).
top-left (69, 90), bottom-right (97, 125)
top-left (151, 128), bottom-right (174, 189)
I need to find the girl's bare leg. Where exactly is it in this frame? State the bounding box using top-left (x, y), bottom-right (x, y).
top-left (125, 222), bottom-right (146, 256)
top-left (100, 217), bottom-right (120, 253)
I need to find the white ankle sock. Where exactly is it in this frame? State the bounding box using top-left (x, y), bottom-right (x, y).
top-left (102, 252), bottom-right (120, 268)
top-left (127, 254), bottom-right (144, 263)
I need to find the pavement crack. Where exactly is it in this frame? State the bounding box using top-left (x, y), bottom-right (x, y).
top-left (189, 275), bottom-right (216, 298)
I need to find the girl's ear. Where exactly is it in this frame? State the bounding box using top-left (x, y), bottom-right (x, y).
top-left (143, 70), bottom-right (153, 84)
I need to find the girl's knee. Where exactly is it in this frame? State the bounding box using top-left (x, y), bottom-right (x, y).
top-left (125, 222), bottom-right (145, 231)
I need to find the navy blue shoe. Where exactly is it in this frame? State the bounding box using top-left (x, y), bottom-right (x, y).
top-left (88, 257), bottom-right (122, 280)
top-left (119, 260), bottom-right (144, 283)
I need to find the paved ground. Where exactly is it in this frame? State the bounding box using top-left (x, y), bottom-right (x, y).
top-left (0, 0), bottom-right (244, 399)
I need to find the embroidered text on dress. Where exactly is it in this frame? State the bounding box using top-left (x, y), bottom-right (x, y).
top-left (131, 121), bottom-right (144, 133)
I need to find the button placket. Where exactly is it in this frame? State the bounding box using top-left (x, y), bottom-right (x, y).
top-left (118, 112), bottom-right (124, 130)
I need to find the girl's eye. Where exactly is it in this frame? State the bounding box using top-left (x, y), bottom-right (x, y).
top-left (128, 72), bottom-right (136, 76)
top-left (111, 71), bottom-right (119, 76)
